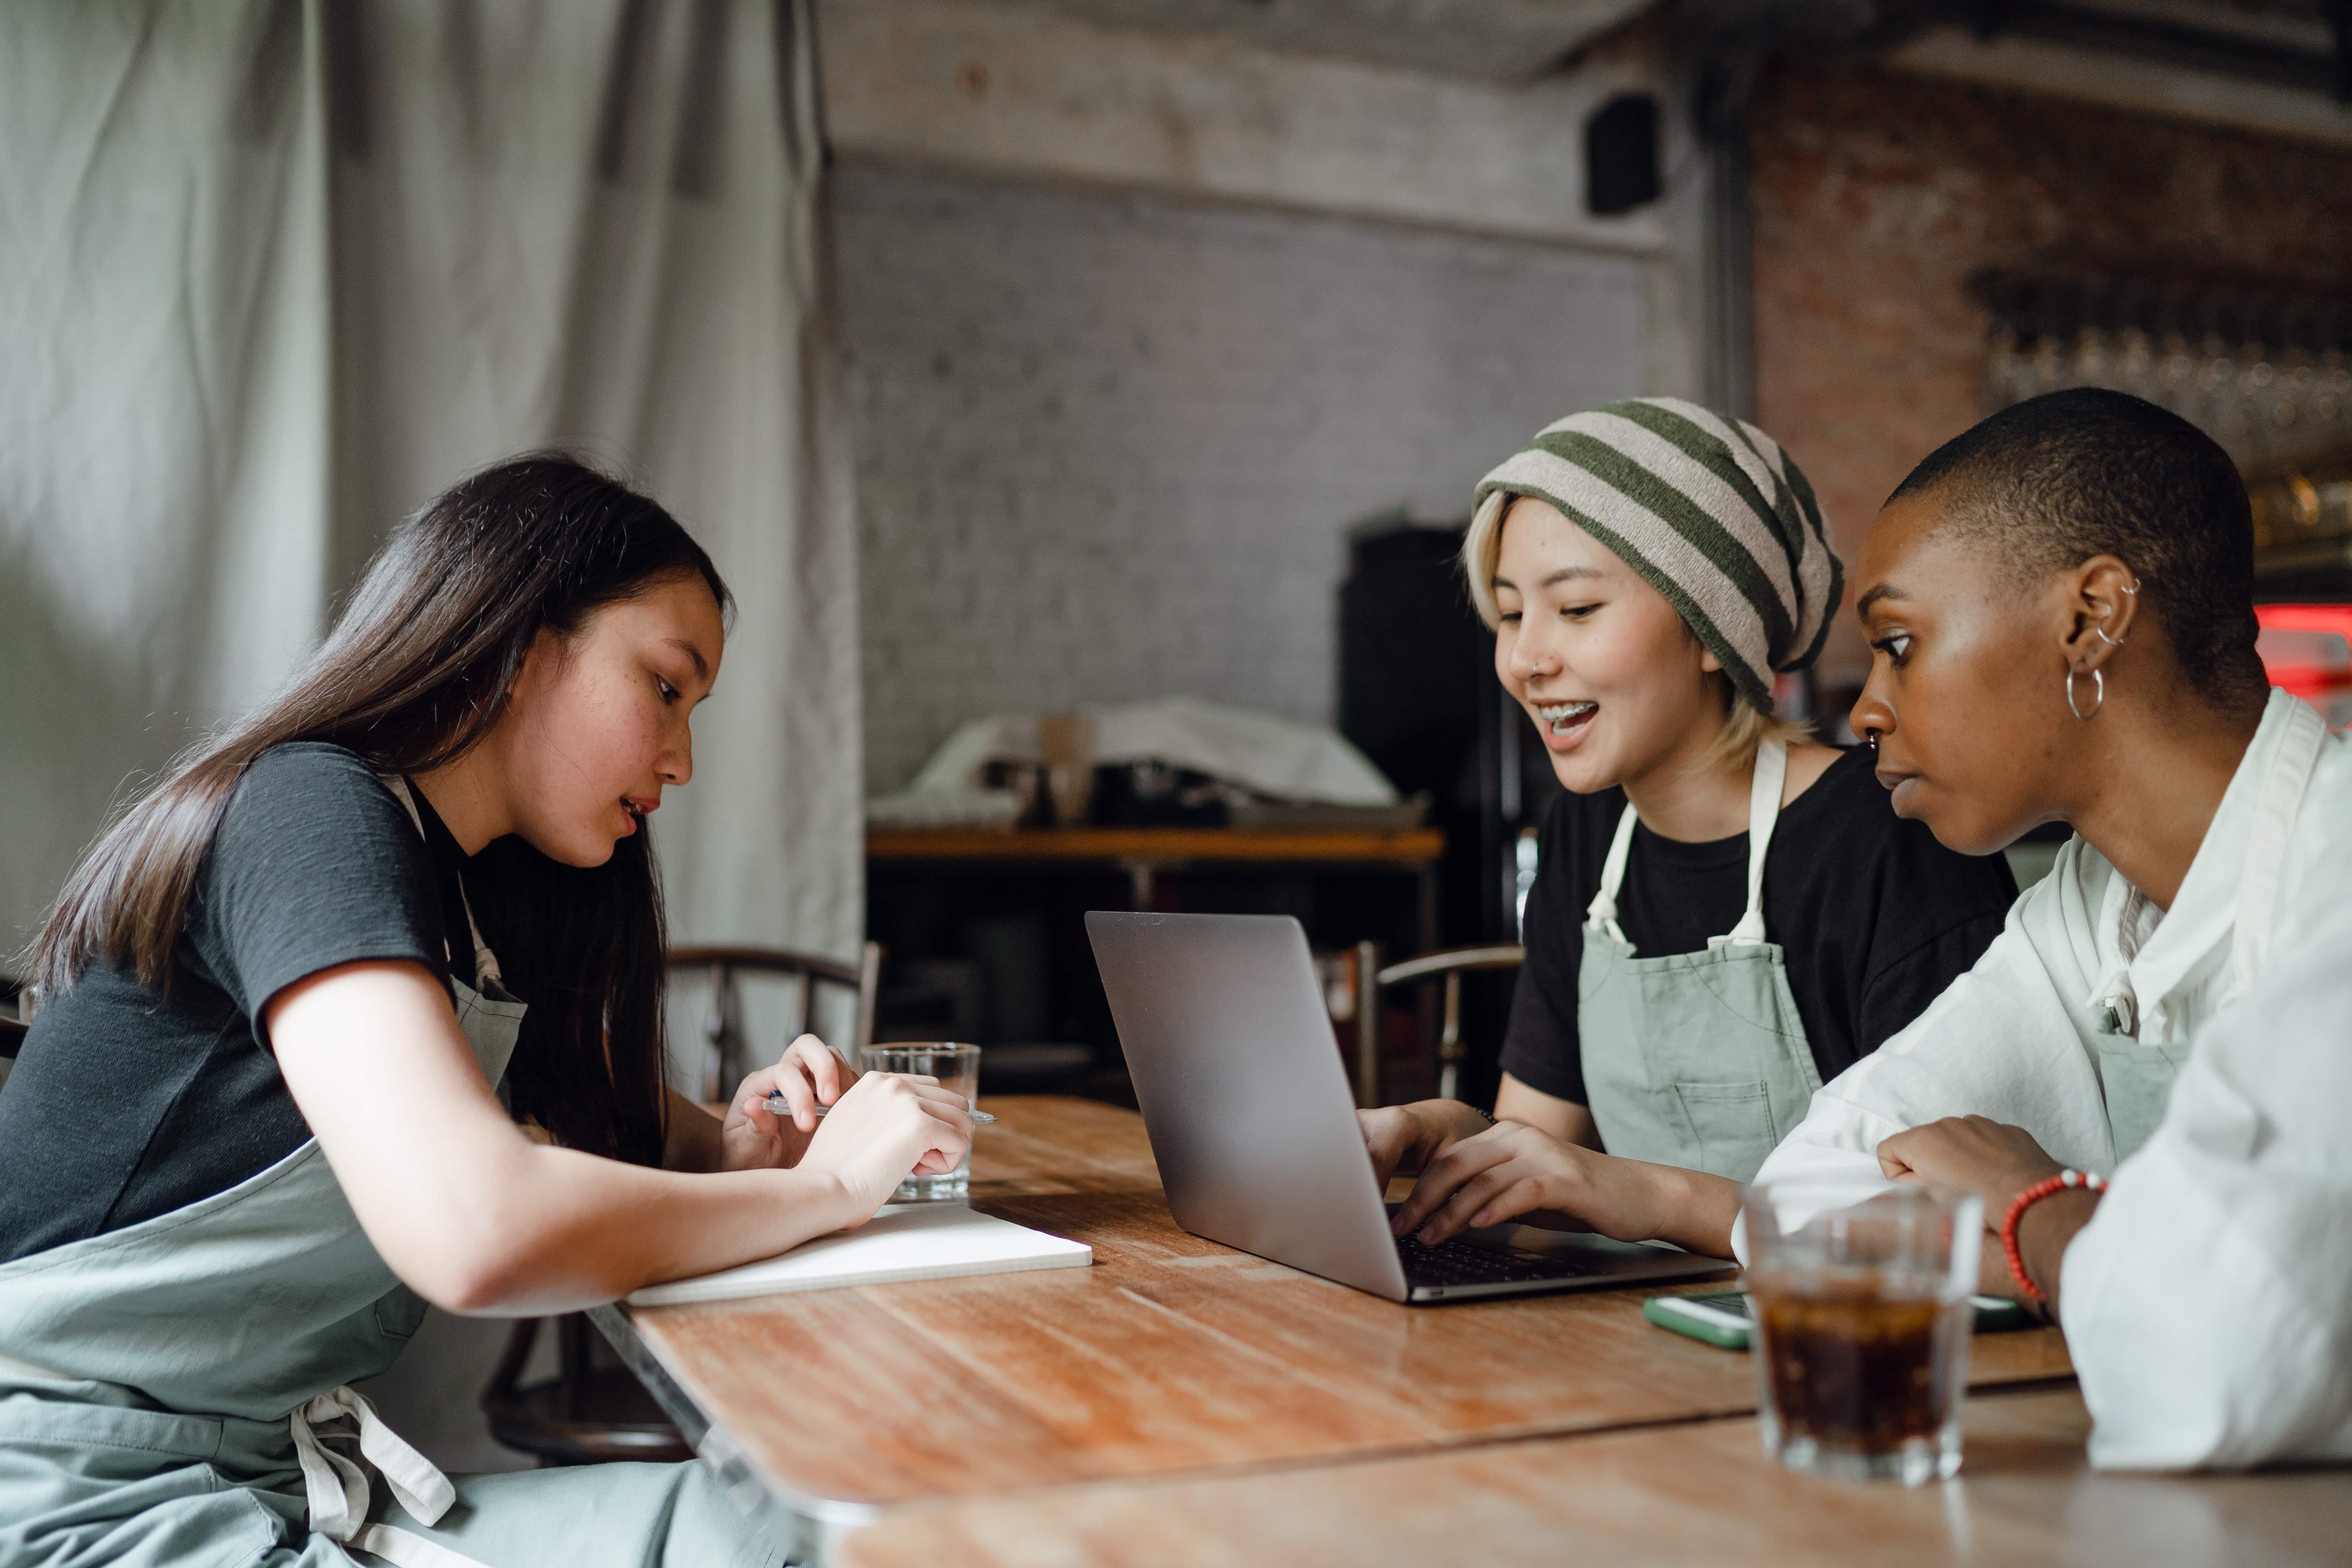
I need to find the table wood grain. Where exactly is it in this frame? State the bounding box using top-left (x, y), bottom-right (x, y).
top-left (618, 1097), bottom-right (2073, 1514)
top-left (836, 1386), bottom-right (2352, 1568)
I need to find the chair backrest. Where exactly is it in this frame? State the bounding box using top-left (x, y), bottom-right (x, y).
top-left (666, 942), bottom-right (883, 1101)
top-left (1350, 942), bottom-right (1524, 1105)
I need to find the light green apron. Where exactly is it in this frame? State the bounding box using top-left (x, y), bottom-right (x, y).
top-left (1576, 739), bottom-right (1821, 1184)
top-left (0, 781), bottom-right (778, 1568)
top-left (2090, 702), bottom-right (2325, 1163)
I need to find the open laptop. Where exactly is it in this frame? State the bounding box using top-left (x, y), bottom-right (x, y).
top-left (1087, 910), bottom-right (1735, 1304)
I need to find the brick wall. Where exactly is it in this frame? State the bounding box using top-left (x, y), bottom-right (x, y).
top-left (833, 164), bottom-right (1656, 794)
top-left (1748, 64), bottom-right (2352, 683)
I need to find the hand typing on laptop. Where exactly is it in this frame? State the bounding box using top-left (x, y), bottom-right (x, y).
top-left (1089, 911), bottom-right (1728, 1302)
top-left (1381, 1115), bottom-right (1736, 1257)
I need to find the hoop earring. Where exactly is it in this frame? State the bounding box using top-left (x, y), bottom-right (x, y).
top-left (2092, 622), bottom-right (2129, 649)
top-left (2066, 666), bottom-right (2104, 721)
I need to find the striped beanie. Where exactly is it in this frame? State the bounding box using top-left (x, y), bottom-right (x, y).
top-left (1470, 397), bottom-right (1843, 713)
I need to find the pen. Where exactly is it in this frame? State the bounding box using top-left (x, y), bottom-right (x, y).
top-left (763, 1093), bottom-right (996, 1124)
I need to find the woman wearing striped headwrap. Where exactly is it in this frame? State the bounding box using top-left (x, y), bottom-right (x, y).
top-left (1360, 398), bottom-right (2018, 1260)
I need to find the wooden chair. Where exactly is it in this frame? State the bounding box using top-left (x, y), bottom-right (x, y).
top-left (481, 942), bottom-right (883, 1466)
top-left (1350, 942), bottom-right (1524, 1105)
top-left (667, 942), bottom-right (884, 1096)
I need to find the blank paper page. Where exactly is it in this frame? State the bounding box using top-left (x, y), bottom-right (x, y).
top-left (625, 1203), bottom-right (1092, 1307)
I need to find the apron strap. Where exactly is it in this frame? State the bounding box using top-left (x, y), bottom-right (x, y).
top-left (1585, 739), bottom-right (1789, 950)
top-left (1712, 738), bottom-right (1787, 950)
top-left (381, 777), bottom-right (507, 989)
top-left (291, 1386), bottom-right (494, 1568)
top-left (1584, 805), bottom-right (1641, 945)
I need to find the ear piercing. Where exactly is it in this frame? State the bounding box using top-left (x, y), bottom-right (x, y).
top-left (2092, 578), bottom-right (2139, 648)
top-left (2067, 666), bottom-right (2105, 721)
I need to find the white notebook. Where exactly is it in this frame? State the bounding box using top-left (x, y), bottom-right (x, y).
top-left (625, 1202), bottom-right (1092, 1307)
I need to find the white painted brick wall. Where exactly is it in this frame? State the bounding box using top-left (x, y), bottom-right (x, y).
top-left (833, 165), bottom-right (1653, 794)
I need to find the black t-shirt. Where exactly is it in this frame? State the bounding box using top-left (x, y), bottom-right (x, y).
top-left (1498, 746), bottom-right (2017, 1109)
top-left (0, 744), bottom-right (477, 1263)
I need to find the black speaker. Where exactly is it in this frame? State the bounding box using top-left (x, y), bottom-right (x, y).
top-left (1585, 93), bottom-right (1661, 217)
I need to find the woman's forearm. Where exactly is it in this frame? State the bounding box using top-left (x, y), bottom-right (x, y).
top-left (1636, 1162), bottom-right (1742, 1258)
top-left (442, 1142), bottom-right (860, 1314)
top-left (274, 961), bottom-right (869, 1315)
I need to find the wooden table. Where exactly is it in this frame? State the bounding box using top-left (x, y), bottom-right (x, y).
top-left (866, 825), bottom-right (1445, 941)
top-left (594, 1097), bottom-right (2073, 1562)
top-left (835, 1385), bottom-right (2352, 1568)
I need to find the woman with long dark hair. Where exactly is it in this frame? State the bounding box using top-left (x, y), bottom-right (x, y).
top-left (0, 456), bottom-right (966, 1567)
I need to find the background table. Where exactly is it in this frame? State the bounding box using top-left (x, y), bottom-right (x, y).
top-left (867, 826), bottom-right (1447, 928)
top-left (596, 1097), bottom-right (2074, 1560)
top-left (866, 828), bottom-right (1453, 1097)
top-left (835, 1384), bottom-right (2352, 1568)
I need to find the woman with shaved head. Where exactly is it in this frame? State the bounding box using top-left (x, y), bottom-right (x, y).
top-left (1750, 387), bottom-right (2352, 1470)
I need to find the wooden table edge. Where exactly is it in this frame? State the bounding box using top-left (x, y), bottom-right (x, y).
top-left (828, 1374), bottom-right (2096, 1555)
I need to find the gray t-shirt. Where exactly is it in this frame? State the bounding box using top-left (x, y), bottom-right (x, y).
top-left (0, 744), bottom-right (472, 1263)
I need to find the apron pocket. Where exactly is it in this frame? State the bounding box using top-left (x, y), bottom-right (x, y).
top-left (1670, 1080), bottom-right (1778, 1184)
top-left (372, 1286), bottom-right (431, 1342)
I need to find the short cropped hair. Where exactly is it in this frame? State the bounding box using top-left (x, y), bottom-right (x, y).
top-left (1888, 388), bottom-right (2266, 709)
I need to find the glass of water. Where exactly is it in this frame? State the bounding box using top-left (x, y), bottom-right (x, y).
top-left (858, 1043), bottom-right (982, 1202)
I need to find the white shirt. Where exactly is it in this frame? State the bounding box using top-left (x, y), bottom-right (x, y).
top-left (2062, 876), bottom-right (2352, 1469)
top-left (1749, 692), bottom-right (2346, 1200)
top-left (1741, 692), bottom-right (2352, 1468)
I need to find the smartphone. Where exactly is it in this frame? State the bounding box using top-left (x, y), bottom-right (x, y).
top-left (1642, 1289), bottom-right (2037, 1351)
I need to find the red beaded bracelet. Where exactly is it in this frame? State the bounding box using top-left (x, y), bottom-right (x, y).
top-left (2001, 1168), bottom-right (2108, 1306)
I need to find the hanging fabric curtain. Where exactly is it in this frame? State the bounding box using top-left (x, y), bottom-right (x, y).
top-left (0, 0), bottom-right (862, 974)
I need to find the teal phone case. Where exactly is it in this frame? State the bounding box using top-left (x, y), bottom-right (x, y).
top-left (1644, 1290), bottom-right (2038, 1351)
top-left (1642, 1293), bottom-right (1751, 1350)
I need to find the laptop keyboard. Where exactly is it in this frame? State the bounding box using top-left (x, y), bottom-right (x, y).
top-left (1395, 1231), bottom-right (1598, 1287)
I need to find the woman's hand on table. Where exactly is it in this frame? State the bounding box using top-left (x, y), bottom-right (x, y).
top-left (795, 1071), bottom-right (975, 1225)
top-left (1389, 1121), bottom-right (1742, 1258)
top-left (720, 1035), bottom-right (860, 1171)
top-left (1358, 1099), bottom-right (1492, 1188)
top-left (1877, 1115), bottom-right (2087, 1305)
top-left (1875, 1114), bottom-right (2065, 1233)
